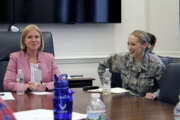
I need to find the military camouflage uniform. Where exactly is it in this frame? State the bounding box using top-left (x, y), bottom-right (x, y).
top-left (98, 52), bottom-right (165, 96)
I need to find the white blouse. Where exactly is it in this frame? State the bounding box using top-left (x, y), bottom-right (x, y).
top-left (30, 63), bottom-right (42, 84)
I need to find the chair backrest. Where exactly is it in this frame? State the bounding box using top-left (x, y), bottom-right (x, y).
top-left (0, 32), bottom-right (54, 91)
top-left (159, 63), bottom-right (180, 105)
top-left (159, 56), bottom-right (180, 66)
top-left (111, 72), bottom-right (122, 88)
top-left (158, 56), bottom-right (172, 67)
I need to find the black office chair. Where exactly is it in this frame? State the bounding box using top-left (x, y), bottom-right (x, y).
top-left (158, 56), bottom-right (172, 67)
top-left (159, 63), bottom-right (180, 105)
top-left (0, 32), bottom-right (54, 91)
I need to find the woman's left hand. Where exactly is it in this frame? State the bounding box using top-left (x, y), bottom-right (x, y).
top-left (36, 83), bottom-right (46, 92)
top-left (145, 93), bottom-right (156, 100)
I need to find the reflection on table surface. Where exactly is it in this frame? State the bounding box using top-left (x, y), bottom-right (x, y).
top-left (5, 88), bottom-right (174, 120)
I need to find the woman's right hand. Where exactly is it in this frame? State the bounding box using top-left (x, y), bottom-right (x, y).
top-left (145, 92), bottom-right (156, 100)
top-left (28, 82), bottom-right (36, 91)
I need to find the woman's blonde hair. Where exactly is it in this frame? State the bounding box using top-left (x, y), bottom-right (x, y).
top-left (131, 30), bottom-right (151, 51)
top-left (20, 24), bottom-right (44, 51)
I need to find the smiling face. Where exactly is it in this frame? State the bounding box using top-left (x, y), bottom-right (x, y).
top-left (128, 34), bottom-right (147, 60)
top-left (24, 30), bottom-right (41, 52)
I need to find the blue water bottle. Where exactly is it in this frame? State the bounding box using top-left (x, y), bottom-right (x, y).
top-left (68, 89), bottom-right (74, 119)
top-left (53, 74), bottom-right (74, 120)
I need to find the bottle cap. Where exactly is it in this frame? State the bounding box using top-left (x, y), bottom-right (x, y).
top-left (54, 74), bottom-right (68, 88)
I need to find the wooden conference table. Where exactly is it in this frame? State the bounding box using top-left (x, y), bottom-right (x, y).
top-left (5, 88), bottom-right (174, 120)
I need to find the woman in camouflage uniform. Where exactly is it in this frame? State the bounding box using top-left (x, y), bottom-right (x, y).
top-left (98, 30), bottom-right (165, 99)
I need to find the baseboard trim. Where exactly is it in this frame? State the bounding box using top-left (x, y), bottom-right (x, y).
top-left (55, 56), bottom-right (106, 64)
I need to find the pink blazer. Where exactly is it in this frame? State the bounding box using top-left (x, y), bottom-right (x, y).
top-left (4, 51), bottom-right (60, 92)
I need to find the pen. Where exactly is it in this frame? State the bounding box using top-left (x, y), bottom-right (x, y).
top-left (0, 93), bottom-right (4, 96)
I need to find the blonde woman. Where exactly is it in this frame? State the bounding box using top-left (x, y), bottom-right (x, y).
top-left (4, 24), bottom-right (60, 92)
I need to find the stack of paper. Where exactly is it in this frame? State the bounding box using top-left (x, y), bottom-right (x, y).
top-left (0, 92), bottom-right (15, 100)
top-left (14, 109), bottom-right (87, 120)
top-left (88, 87), bottom-right (129, 94)
top-left (31, 92), bottom-right (53, 95)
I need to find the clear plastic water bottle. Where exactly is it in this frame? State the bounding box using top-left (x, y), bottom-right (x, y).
top-left (174, 95), bottom-right (180, 120)
top-left (16, 69), bottom-right (24, 95)
top-left (103, 68), bottom-right (111, 95)
top-left (87, 93), bottom-right (106, 120)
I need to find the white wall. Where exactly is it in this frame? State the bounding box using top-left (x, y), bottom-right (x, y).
top-left (147, 0), bottom-right (180, 56)
top-left (37, 24), bottom-right (117, 86)
top-left (38, 24), bottom-right (116, 58)
top-left (0, 0), bottom-right (179, 86)
top-left (114, 0), bottom-right (147, 52)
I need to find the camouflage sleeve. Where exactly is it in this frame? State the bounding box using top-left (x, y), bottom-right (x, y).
top-left (153, 63), bottom-right (166, 96)
top-left (156, 63), bottom-right (166, 86)
top-left (98, 56), bottom-right (114, 85)
top-left (98, 53), bottom-right (124, 85)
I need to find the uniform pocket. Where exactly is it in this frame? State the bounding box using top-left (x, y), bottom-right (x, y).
top-left (139, 76), bottom-right (154, 93)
